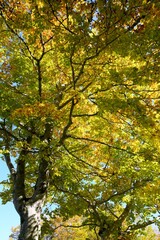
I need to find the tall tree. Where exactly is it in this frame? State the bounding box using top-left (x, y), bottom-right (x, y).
top-left (0, 0), bottom-right (159, 239)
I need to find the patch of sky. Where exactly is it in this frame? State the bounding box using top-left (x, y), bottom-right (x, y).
top-left (0, 157), bottom-right (19, 239)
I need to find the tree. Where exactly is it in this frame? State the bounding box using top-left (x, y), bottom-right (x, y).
top-left (138, 226), bottom-right (160, 240)
top-left (0, 0), bottom-right (160, 239)
top-left (46, 215), bottom-right (97, 240)
top-left (9, 226), bottom-right (20, 240)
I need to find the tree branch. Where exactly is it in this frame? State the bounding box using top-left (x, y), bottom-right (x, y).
top-left (46, 0), bottom-right (76, 35)
top-left (37, 60), bottom-right (42, 101)
top-left (4, 152), bottom-right (16, 181)
top-left (59, 99), bottom-right (75, 144)
top-left (127, 219), bottom-right (158, 232)
top-left (32, 157), bottom-right (49, 202)
top-left (67, 135), bottom-right (135, 155)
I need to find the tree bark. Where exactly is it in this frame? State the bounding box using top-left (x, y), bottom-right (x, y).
top-left (12, 155), bottom-right (49, 240)
top-left (17, 199), bottom-right (44, 240)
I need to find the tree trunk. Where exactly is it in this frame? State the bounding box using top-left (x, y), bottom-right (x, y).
top-left (17, 199), bottom-right (44, 240)
top-left (10, 151), bottom-right (50, 240)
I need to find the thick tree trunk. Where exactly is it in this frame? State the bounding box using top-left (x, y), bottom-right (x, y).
top-left (10, 145), bottom-right (49, 239)
top-left (17, 199), bottom-right (44, 240)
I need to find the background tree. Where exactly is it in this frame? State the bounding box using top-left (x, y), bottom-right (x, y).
top-left (0, 0), bottom-right (160, 239)
top-left (139, 226), bottom-right (160, 240)
top-left (9, 226), bottom-right (20, 240)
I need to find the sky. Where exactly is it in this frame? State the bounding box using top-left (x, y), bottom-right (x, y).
top-left (0, 159), bottom-right (19, 240)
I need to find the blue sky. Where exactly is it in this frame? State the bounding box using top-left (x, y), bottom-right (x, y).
top-left (0, 159), bottom-right (19, 240)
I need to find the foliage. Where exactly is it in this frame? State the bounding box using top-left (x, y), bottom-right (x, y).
top-left (45, 215), bottom-right (97, 240)
top-left (138, 226), bottom-right (160, 240)
top-left (9, 226), bottom-right (20, 240)
top-left (0, 0), bottom-right (160, 239)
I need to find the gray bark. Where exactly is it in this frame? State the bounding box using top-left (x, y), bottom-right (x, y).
top-left (17, 200), bottom-right (44, 240)
top-left (12, 155), bottom-right (49, 240)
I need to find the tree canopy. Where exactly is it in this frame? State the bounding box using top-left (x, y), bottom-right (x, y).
top-left (0, 0), bottom-right (160, 239)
